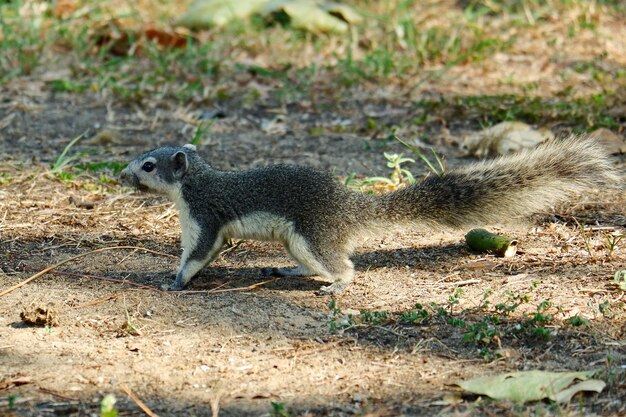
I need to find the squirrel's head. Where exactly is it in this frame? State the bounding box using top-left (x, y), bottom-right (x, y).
top-left (120, 144), bottom-right (198, 196)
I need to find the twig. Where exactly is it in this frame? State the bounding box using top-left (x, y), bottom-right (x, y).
top-left (0, 246), bottom-right (172, 298)
top-left (448, 278), bottom-right (482, 287)
top-left (39, 387), bottom-right (78, 401)
top-left (341, 323), bottom-right (405, 337)
top-left (72, 289), bottom-right (140, 309)
top-left (1, 245), bottom-right (279, 299)
top-left (120, 384), bottom-right (160, 417)
top-left (21, 267), bottom-right (164, 290)
top-left (178, 278), bottom-right (280, 294)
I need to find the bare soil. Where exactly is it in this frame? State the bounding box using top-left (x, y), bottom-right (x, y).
top-left (1, 89), bottom-right (625, 417)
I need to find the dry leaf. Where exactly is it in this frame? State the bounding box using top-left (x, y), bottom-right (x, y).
top-left (176, 0), bottom-right (268, 29)
top-left (462, 121), bottom-right (554, 157)
top-left (457, 370), bottom-right (604, 403)
top-left (176, 0), bottom-right (361, 33)
top-left (589, 128), bottom-right (626, 155)
top-left (263, 0), bottom-right (349, 34)
top-left (553, 379), bottom-right (606, 403)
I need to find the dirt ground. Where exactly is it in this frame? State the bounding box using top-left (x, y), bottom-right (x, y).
top-left (0, 84), bottom-right (625, 417)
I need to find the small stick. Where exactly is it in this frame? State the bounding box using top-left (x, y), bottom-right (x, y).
top-left (21, 267), bottom-right (164, 290)
top-left (120, 384), bottom-right (160, 417)
top-left (39, 387), bottom-right (77, 401)
top-left (448, 278), bottom-right (482, 287)
top-left (179, 278), bottom-right (279, 294)
top-left (0, 246), bottom-right (172, 298)
top-left (72, 289), bottom-right (138, 309)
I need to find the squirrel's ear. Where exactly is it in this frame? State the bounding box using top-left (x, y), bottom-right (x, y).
top-left (183, 144), bottom-right (197, 152)
top-left (171, 151), bottom-right (188, 179)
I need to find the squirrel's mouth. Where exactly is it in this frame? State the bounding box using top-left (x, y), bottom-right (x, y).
top-left (120, 171), bottom-right (150, 192)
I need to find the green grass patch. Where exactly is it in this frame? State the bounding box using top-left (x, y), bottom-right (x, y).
top-left (414, 93), bottom-right (623, 129)
top-left (326, 285), bottom-right (607, 360)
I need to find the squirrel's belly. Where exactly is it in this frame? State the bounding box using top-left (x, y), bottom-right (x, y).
top-left (221, 212), bottom-right (297, 243)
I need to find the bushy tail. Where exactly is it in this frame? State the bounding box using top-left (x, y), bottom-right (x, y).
top-left (374, 136), bottom-right (619, 229)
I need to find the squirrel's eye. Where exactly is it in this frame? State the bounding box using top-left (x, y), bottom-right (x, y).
top-left (142, 162), bottom-right (155, 172)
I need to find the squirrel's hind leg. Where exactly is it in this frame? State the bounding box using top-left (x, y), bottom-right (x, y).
top-left (319, 265), bottom-right (354, 295)
top-left (262, 266), bottom-right (315, 277)
top-left (284, 236), bottom-right (355, 294)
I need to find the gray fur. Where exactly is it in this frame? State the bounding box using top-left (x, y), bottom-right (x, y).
top-left (120, 136), bottom-right (617, 294)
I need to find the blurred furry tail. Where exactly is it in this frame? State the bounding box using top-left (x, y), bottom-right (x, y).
top-left (374, 135), bottom-right (619, 229)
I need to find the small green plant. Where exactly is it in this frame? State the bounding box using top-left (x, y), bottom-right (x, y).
top-left (8, 394), bottom-right (18, 410)
top-left (191, 120), bottom-right (214, 146)
top-left (327, 299), bottom-right (344, 332)
top-left (517, 299), bottom-right (554, 340)
top-left (399, 303), bottom-right (429, 324)
top-left (0, 172), bottom-right (12, 185)
top-left (100, 394), bottom-right (118, 417)
top-left (605, 234), bottom-right (623, 257)
top-left (384, 152), bottom-right (416, 184)
top-left (529, 326), bottom-right (552, 339)
top-left (447, 287), bottom-right (464, 314)
top-left (495, 291), bottom-right (529, 315)
top-left (599, 300), bottom-right (612, 317)
top-left (270, 401), bottom-right (289, 417)
top-left (479, 288), bottom-right (493, 310)
top-left (463, 315), bottom-right (501, 346)
top-left (448, 317), bottom-right (466, 327)
top-left (50, 79), bottom-right (88, 93)
top-left (603, 354), bottom-right (621, 388)
top-left (390, 152), bottom-right (416, 183)
top-left (614, 270), bottom-right (626, 291)
top-left (361, 152), bottom-right (417, 187)
top-left (358, 309), bottom-right (388, 325)
top-left (394, 135), bottom-right (445, 176)
top-left (566, 315), bottom-right (589, 327)
top-left (51, 132), bottom-right (86, 173)
top-left (343, 172), bottom-right (360, 188)
top-left (433, 302), bottom-right (449, 318)
top-left (54, 171), bottom-right (76, 181)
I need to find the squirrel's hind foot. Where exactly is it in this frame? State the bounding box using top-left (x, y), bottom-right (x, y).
top-left (261, 266), bottom-right (314, 278)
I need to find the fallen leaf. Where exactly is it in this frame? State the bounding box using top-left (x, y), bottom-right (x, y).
top-left (176, 0), bottom-right (362, 33)
top-left (0, 376), bottom-right (32, 391)
top-left (462, 121), bottom-right (554, 157)
top-left (457, 370), bottom-right (603, 403)
top-left (144, 27), bottom-right (189, 48)
top-left (322, 1), bottom-right (363, 24)
top-left (553, 379), bottom-right (606, 403)
top-left (263, 0), bottom-right (348, 34)
top-left (176, 0), bottom-right (268, 29)
top-left (589, 128), bottom-right (626, 155)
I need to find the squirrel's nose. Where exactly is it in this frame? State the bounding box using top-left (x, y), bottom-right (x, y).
top-left (120, 168), bottom-right (129, 181)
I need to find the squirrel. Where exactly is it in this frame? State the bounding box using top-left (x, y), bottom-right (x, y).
top-left (120, 136), bottom-right (617, 294)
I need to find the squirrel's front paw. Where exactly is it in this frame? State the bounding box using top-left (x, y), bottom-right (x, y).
top-left (162, 276), bottom-right (186, 291)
